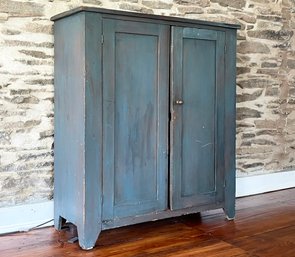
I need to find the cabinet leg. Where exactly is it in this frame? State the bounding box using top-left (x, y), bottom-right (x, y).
top-left (223, 207), bottom-right (235, 220)
top-left (54, 215), bottom-right (66, 230)
top-left (77, 223), bottom-right (101, 250)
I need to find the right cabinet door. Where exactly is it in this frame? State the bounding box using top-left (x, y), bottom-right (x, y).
top-left (170, 26), bottom-right (225, 210)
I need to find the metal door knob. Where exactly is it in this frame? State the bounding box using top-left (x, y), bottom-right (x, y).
top-left (175, 100), bottom-right (184, 105)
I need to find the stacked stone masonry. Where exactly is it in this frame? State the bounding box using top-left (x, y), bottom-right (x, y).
top-left (0, 0), bottom-right (294, 207)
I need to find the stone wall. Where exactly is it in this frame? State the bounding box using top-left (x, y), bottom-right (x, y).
top-left (0, 0), bottom-right (294, 207)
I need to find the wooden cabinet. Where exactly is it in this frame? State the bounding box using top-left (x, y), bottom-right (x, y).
top-left (52, 7), bottom-right (239, 250)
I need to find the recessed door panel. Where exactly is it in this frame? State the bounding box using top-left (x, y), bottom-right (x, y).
top-left (102, 19), bottom-right (169, 220)
top-left (181, 38), bottom-right (216, 197)
top-left (114, 33), bottom-right (158, 206)
top-left (170, 27), bottom-right (225, 210)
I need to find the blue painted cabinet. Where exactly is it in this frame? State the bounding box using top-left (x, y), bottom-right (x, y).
top-left (52, 7), bottom-right (239, 250)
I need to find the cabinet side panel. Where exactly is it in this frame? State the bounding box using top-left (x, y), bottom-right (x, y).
top-left (83, 12), bottom-right (103, 243)
top-left (224, 29), bottom-right (237, 219)
top-left (54, 13), bottom-right (85, 226)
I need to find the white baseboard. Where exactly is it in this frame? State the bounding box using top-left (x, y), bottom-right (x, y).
top-left (0, 170), bottom-right (294, 235)
top-left (0, 201), bottom-right (54, 234)
top-left (236, 170), bottom-right (295, 197)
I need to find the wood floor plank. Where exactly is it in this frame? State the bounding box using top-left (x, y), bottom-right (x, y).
top-left (228, 226), bottom-right (295, 257)
top-left (203, 206), bottom-right (295, 241)
top-left (0, 189), bottom-right (294, 256)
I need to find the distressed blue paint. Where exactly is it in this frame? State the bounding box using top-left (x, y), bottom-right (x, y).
top-left (54, 12), bottom-right (103, 250)
top-left (170, 27), bottom-right (226, 210)
top-left (181, 37), bottom-right (216, 196)
top-left (114, 33), bottom-right (158, 206)
top-left (215, 31), bottom-right (226, 205)
top-left (102, 19), bottom-right (169, 221)
top-left (223, 29), bottom-right (237, 219)
top-left (54, 12), bottom-right (86, 228)
top-left (81, 12), bottom-right (103, 249)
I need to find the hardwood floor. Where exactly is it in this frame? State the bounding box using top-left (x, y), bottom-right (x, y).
top-left (0, 188), bottom-right (294, 256)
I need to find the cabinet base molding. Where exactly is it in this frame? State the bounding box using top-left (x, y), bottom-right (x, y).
top-left (101, 203), bottom-right (224, 230)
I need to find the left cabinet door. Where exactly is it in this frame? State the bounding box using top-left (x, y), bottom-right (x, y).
top-left (102, 19), bottom-right (169, 222)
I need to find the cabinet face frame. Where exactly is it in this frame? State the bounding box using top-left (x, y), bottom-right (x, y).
top-left (52, 8), bottom-right (238, 249)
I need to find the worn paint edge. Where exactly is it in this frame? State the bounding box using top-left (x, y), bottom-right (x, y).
top-left (1, 170), bottom-right (295, 234)
top-left (236, 170), bottom-right (295, 197)
top-left (0, 201), bottom-right (53, 234)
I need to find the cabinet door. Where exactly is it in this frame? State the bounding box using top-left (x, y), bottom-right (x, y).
top-left (170, 27), bottom-right (225, 210)
top-left (102, 19), bottom-right (169, 221)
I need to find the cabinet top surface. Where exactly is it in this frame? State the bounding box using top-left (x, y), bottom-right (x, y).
top-left (51, 7), bottom-right (240, 29)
